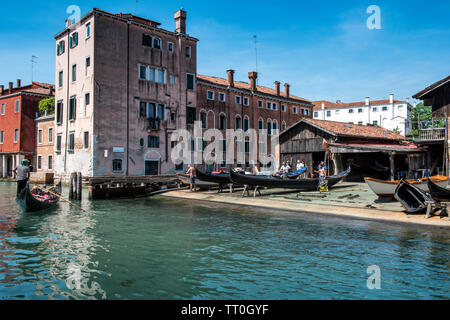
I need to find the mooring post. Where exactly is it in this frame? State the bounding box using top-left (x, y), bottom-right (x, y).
top-left (76, 172), bottom-right (82, 200)
top-left (69, 172), bottom-right (76, 200)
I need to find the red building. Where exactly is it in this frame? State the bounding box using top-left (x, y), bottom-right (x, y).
top-left (195, 70), bottom-right (313, 170)
top-left (0, 80), bottom-right (54, 178)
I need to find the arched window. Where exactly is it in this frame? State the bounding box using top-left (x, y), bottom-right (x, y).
top-left (267, 120), bottom-right (272, 136)
top-left (272, 120), bottom-right (278, 133)
top-left (258, 118), bottom-right (264, 131)
top-left (281, 121), bottom-right (287, 131)
top-left (244, 116), bottom-right (250, 131)
top-left (199, 110), bottom-right (207, 129)
top-left (207, 110), bottom-right (215, 129)
top-left (235, 116), bottom-right (242, 129)
top-left (219, 113), bottom-right (227, 130)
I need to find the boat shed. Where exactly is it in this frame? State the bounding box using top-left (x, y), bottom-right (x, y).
top-left (279, 118), bottom-right (428, 181)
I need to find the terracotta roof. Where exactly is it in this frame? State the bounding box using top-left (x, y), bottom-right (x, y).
top-left (0, 82), bottom-right (54, 97)
top-left (197, 74), bottom-right (311, 104)
top-left (312, 99), bottom-right (407, 110)
top-left (413, 75), bottom-right (450, 99)
top-left (283, 118), bottom-right (406, 141)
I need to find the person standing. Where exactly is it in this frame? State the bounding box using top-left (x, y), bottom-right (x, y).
top-left (13, 159), bottom-right (31, 195)
top-left (186, 165), bottom-right (196, 192)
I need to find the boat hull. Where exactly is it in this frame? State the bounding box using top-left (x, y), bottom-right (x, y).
top-left (394, 180), bottom-right (434, 214)
top-left (427, 178), bottom-right (450, 202)
top-left (195, 169), bottom-right (232, 185)
top-left (176, 173), bottom-right (217, 189)
top-left (364, 176), bottom-right (448, 198)
top-left (16, 182), bottom-right (61, 213)
top-left (230, 167), bottom-right (350, 190)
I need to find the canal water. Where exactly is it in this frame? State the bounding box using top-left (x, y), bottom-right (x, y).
top-left (0, 182), bottom-right (448, 300)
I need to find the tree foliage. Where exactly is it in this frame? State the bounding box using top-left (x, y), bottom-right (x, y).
top-left (38, 97), bottom-right (55, 115)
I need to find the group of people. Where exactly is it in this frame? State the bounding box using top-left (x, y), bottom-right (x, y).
top-left (278, 160), bottom-right (306, 175)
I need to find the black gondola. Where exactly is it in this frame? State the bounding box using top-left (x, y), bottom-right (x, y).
top-left (229, 167), bottom-right (350, 190)
top-left (427, 178), bottom-right (450, 202)
top-left (16, 181), bottom-right (62, 213)
top-left (195, 169), bottom-right (232, 185)
top-left (394, 180), bottom-right (434, 214)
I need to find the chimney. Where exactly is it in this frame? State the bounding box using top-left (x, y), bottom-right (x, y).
top-left (0, 85), bottom-right (3, 95)
top-left (174, 9), bottom-right (187, 34)
top-left (65, 19), bottom-right (72, 28)
top-left (321, 102), bottom-right (325, 109)
top-left (226, 69), bottom-right (235, 87)
top-left (365, 97), bottom-right (370, 106)
top-left (406, 98), bottom-right (409, 104)
top-left (274, 81), bottom-right (280, 95)
top-left (284, 83), bottom-right (290, 98)
top-left (49, 86), bottom-right (54, 95)
top-left (248, 72), bottom-right (258, 91)
top-left (16, 79), bottom-right (21, 88)
top-left (8, 82), bottom-right (13, 94)
top-left (389, 93), bottom-right (394, 104)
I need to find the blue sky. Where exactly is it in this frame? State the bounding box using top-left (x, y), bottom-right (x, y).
top-left (0, 0), bottom-right (449, 103)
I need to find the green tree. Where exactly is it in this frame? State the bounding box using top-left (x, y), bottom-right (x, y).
top-left (38, 97), bottom-right (55, 115)
top-left (393, 127), bottom-right (402, 134)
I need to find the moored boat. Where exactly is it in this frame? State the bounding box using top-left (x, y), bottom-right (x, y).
top-left (176, 173), bottom-right (217, 189)
top-left (230, 167), bottom-right (350, 190)
top-left (427, 178), bottom-right (450, 202)
top-left (364, 175), bottom-right (448, 198)
top-left (195, 169), bottom-right (232, 185)
top-left (394, 180), bottom-right (434, 213)
top-left (16, 181), bottom-right (62, 213)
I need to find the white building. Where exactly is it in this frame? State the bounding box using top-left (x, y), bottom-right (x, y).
top-left (312, 94), bottom-right (412, 136)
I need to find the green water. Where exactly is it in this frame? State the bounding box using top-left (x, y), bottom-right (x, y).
top-left (0, 182), bottom-right (448, 299)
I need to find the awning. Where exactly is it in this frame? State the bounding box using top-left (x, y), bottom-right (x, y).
top-left (329, 142), bottom-right (427, 154)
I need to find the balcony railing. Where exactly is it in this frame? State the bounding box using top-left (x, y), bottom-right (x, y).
top-left (416, 128), bottom-right (445, 141)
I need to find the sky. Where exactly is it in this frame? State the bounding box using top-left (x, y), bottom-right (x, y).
top-left (0, 0), bottom-right (449, 103)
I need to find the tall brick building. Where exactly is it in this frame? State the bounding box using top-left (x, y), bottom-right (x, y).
top-left (53, 8), bottom-right (197, 178)
top-left (195, 70), bottom-right (313, 170)
top-left (0, 80), bottom-right (54, 178)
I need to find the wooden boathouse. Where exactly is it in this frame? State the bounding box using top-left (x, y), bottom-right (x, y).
top-left (279, 118), bottom-right (428, 181)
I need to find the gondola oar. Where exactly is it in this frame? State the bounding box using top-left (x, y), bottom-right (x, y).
top-left (37, 185), bottom-right (86, 212)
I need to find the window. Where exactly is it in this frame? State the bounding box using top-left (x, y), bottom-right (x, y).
top-left (58, 71), bottom-right (63, 87)
top-left (83, 131), bottom-right (89, 149)
top-left (72, 64), bottom-right (76, 82)
top-left (148, 135), bottom-right (160, 148)
top-left (186, 46), bottom-right (191, 58)
top-left (142, 34), bottom-right (152, 46)
top-left (0, 131), bottom-right (3, 144)
top-left (281, 122), bottom-right (286, 131)
top-left (207, 91), bottom-right (215, 100)
top-left (373, 120), bottom-right (378, 125)
top-left (1, 103), bottom-right (4, 115)
top-left (218, 93), bottom-right (225, 102)
top-left (69, 96), bottom-right (76, 121)
top-left (244, 117), bottom-right (249, 131)
top-left (348, 109), bottom-right (354, 113)
top-left (293, 107), bottom-right (298, 114)
top-left (48, 155), bottom-right (53, 170)
top-left (243, 97), bottom-right (249, 106)
top-left (57, 40), bottom-right (65, 56)
top-left (187, 106), bottom-right (196, 124)
top-left (171, 112), bottom-right (176, 121)
top-left (38, 129), bottom-right (42, 144)
top-left (153, 38), bottom-right (161, 49)
top-left (266, 102), bottom-right (272, 110)
top-left (358, 108), bottom-right (363, 113)
top-left (267, 121), bottom-right (272, 136)
top-left (56, 100), bottom-right (63, 124)
top-left (37, 156), bottom-right (42, 170)
top-left (112, 159), bottom-right (123, 172)
top-left (335, 110), bottom-right (340, 115)
top-left (86, 23), bottom-right (91, 39)
top-left (168, 42), bottom-right (174, 52)
top-left (258, 100), bottom-right (263, 108)
top-left (68, 132), bottom-right (75, 151)
top-left (314, 111), bottom-right (318, 117)
top-left (86, 56), bottom-right (91, 69)
top-left (219, 114), bottom-right (226, 130)
top-left (305, 109), bottom-right (310, 116)
top-left (139, 64), bottom-right (166, 84)
top-left (272, 121), bottom-right (278, 132)
top-left (235, 117), bottom-right (242, 129)
top-left (14, 129), bottom-right (19, 143)
top-left (358, 121), bottom-right (363, 125)
top-left (48, 128), bottom-right (53, 143)
top-left (15, 100), bottom-right (20, 113)
top-left (372, 107), bottom-right (378, 112)
top-left (56, 134), bottom-right (62, 152)
top-left (69, 32), bottom-right (78, 48)
top-left (258, 119), bottom-right (264, 130)
top-left (235, 96), bottom-right (241, 104)
top-left (170, 76), bottom-right (176, 85)
top-left (398, 105), bottom-right (403, 110)
top-left (382, 106), bottom-right (388, 111)
top-left (200, 112), bottom-right (207, 129)
top-left (85, 93), bottom-right (90, 107)
top-left (326, 111), bottom-right (331, 117)
top-left (281, 104), bottom-right (286, 112)
top-left (186, 73), bottom-right (195, 90)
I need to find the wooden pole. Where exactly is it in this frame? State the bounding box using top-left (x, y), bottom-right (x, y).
top-left (389, 152), bottom-right (395, 181)
top-left (38, 185), bottom-right (86, 212)
top-left (76, 172), bottom-right (82, 200)
top-left (69, 172), bottom-right (76, 199)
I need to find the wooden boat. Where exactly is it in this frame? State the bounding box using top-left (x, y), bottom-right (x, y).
top-left (364, 175), bottom-right (448, 198)
top-left (427, 178), bottom-right (450, 202)
top-left (16, 181), bottom-right (62, 213)
top-left (394, 180), bottom-right (434, 213)
top-left (196, 169), bottom-right (232, 185)
top-left (230, 167), bottom-right (350, 190)
top-left (176, 173), bottom-right (217, 189)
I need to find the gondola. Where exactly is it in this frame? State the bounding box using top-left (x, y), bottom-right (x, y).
top-left (195, 169), bottom-right (232, 185)
top-left (230, 167), bottom-right (350, 190)
top-left (393, 180), bottom-right (434, 214)
top-left (16, 181), bottom-right (62, 213)
top-left (427, 178), bottom-right (450, 202)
